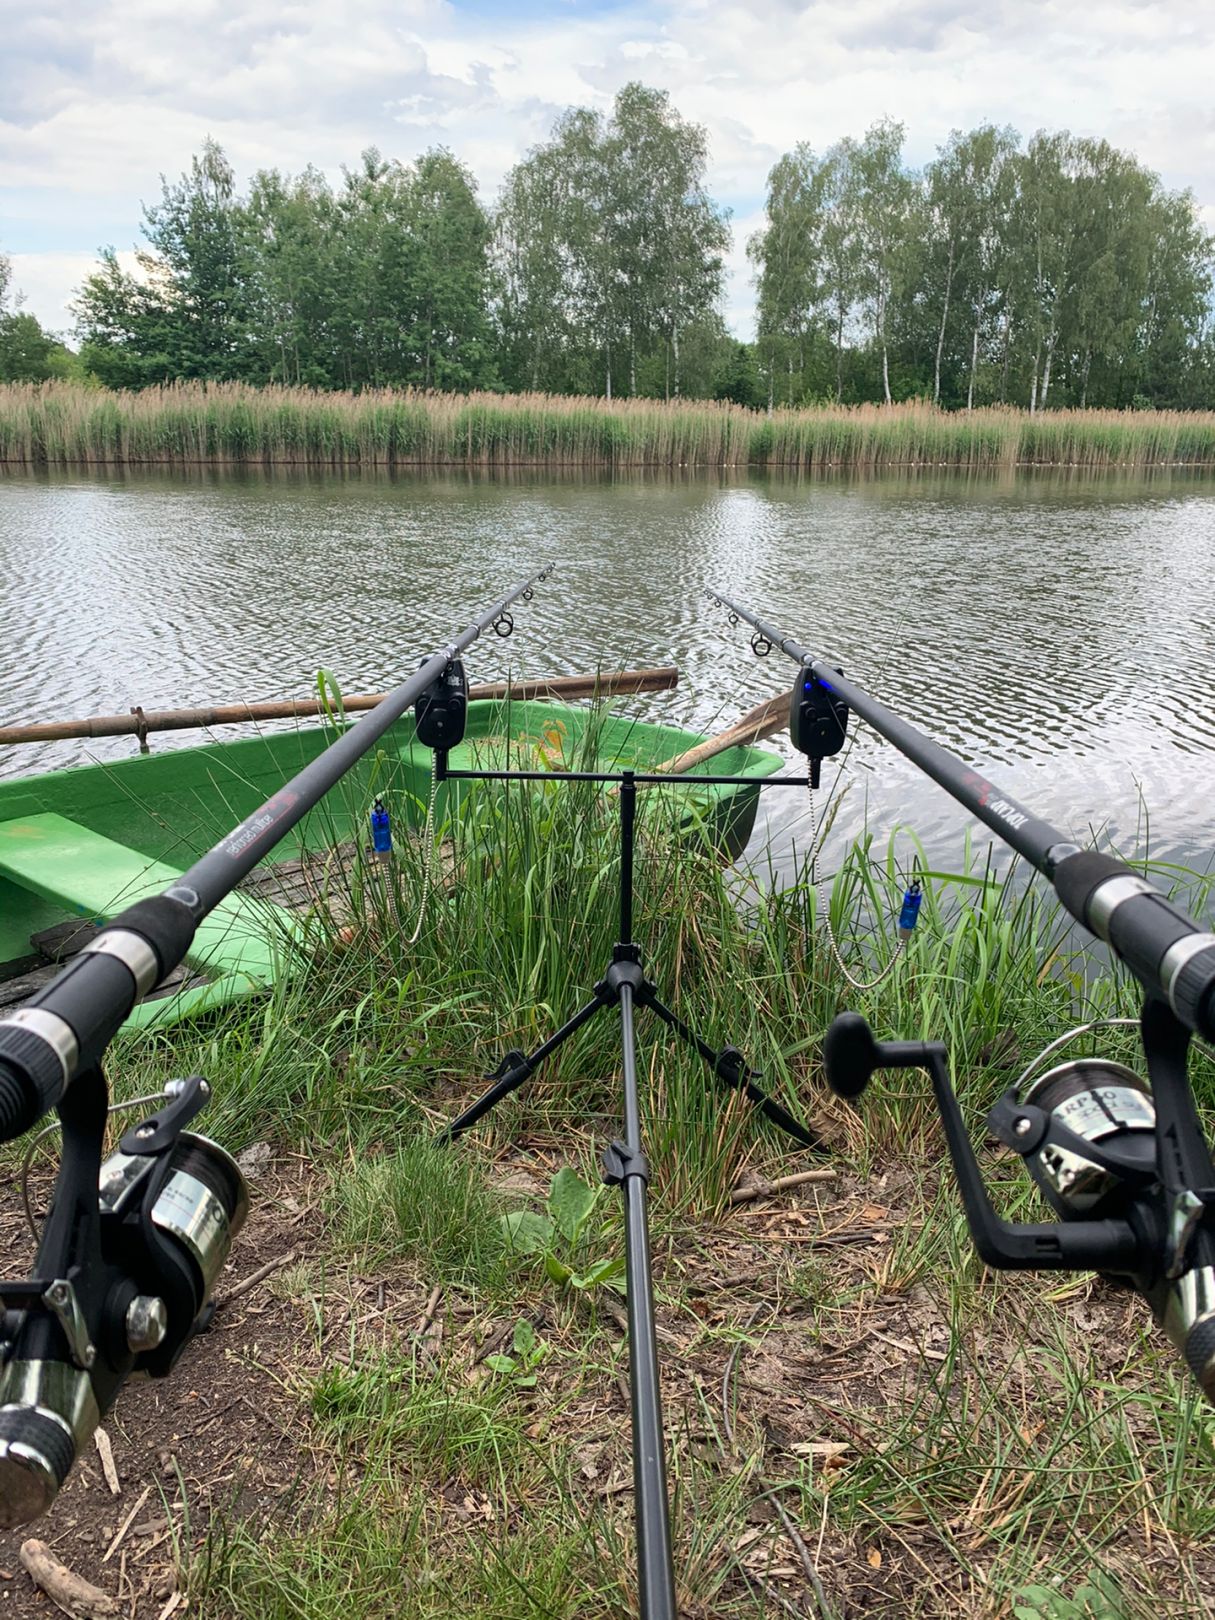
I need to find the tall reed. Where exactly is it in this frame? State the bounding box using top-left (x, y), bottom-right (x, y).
top-left (3, 382), bottom-right (1214, 469)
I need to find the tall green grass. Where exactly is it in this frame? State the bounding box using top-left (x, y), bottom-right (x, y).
top-left (98, 763), bottom-right (1215, 1620)
top-left (3, 382), bottom-right (1214, 469)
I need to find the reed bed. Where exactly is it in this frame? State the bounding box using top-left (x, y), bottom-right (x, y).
top-left (3, 381), bottom-right (1214, 470)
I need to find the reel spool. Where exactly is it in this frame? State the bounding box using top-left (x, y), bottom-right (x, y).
top-left (0, 1122), bottom-right (248, 1527)
top-left (1017, 1054), bottom-right (1157, 1220)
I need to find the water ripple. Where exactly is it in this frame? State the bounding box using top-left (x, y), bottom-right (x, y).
top-left (2, 468), bottom-right (1215, 874)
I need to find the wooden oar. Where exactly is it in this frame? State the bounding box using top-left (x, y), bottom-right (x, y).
top-left (648, 689), bottom-right (791, 776)
top-left (0, 667), bottom-right (680, 747)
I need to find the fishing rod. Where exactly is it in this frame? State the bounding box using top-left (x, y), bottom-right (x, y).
top-left (707, 586), bottom-right (1215, 1404)
top-left (0, 566), bottom-right (551, 1526)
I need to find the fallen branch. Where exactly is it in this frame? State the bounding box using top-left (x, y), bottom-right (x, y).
top-left (728, 1168), bottom-right (839, 1206)
top-left (19, 1540), bottom-right (117, 1618)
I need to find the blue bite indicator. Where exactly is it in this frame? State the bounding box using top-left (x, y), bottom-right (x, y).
top-left (370, 799), bottom-right (392, 854)
top-left (898, 881), bottom-right (923, 938)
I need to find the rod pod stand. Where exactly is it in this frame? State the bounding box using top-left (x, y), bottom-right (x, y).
top-left (434, 766), bottom-right (822, 1618)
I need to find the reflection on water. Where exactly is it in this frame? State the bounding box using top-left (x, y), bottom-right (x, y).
top-left (2, 465), bottom-right (1214, 881)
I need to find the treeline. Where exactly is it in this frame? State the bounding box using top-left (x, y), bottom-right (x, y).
top-left (750, 122), bottom-right (1214, 410)
top-left (4, 85), bottom-right (1212, 409)
top-left (64, 85), bottom-right (738, 403)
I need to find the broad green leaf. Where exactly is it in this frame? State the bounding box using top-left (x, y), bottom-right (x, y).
top-left (544, 1252), bottom-right (573, 1285)
top-left (485, 1354), bottom-right (515, 1375)
top-left (501, 1210), bottom-right (553, 1255)
top-left (549, 1166), bottom-right (597, 1244)
top-left (512, 1320), bottom-right (536, 1357)
top-left (583, 1255), bottom-right (626, 1284)
top-left (569, 1255), bottom-right (626, 1290)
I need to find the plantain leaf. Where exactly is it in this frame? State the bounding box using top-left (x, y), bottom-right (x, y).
top-left (549, 1166), bottom-right (598, 1244)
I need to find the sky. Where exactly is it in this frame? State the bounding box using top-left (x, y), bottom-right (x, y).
top-left (2, 0), bottom-right (1213, 342)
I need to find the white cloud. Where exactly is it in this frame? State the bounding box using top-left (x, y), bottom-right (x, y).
top-left (3, 0), bottom-right (1213, 339)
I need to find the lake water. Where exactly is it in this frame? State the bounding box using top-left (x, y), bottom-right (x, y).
top-left (2, 466), bottom-right (1214, 885)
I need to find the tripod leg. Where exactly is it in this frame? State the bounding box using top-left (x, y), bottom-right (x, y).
top-left (438, 995), bottom-right (604, 1141)
top-left (602, 981), bottom-right (677, 1620)
top-left (643, 993), bottom-right (824, 1151)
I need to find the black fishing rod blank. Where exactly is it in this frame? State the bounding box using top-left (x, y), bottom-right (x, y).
top-left (707, 588), bottom-right (1215, 1043)
top-left (706, 586), bottom-right (1215, 1406)
top-left (0, 568), bottom-right (551, 1145)
top-left (0, 568), bottom-right (552, 1528)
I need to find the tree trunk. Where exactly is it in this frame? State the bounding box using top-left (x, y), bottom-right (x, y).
top-left (877, 286), bottom-right (891, 404)
top-left (999, 304), bottom-right (1013, 403)
top-left (967, 316), bottom-right (980, 410)
top-left (1029, 343), bottom-right (1040, 414)
top-left (1079, 345), bottom-right (1091, 409)
top-left (835, 302), bottom-right (844, 401)
top-left (933, 236), bottom-right (955, 405)
top-left (1041, 326), bottom-right (1056, 408)
top-left (672, 325), bottom-right (680, 399)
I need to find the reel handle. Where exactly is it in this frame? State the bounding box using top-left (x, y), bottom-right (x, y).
top-left (823, 1012), bottom-right (930, 1098)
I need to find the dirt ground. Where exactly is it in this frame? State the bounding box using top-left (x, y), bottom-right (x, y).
top-left (0, 1142), bottom-right (1209, 1619)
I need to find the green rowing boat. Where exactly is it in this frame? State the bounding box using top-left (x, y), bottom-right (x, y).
top-left (0, 698), bottom-right (782, 1031)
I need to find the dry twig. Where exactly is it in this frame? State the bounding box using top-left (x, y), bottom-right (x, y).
top-left (728, 1168), bottom-right (838, 1205)
top-left (93, 1427), bottom-right (120, 1496)
top-left (19, 1540), bottom-right (117, 1618)
top-left (215, 1249), bottom-right (298, 1309)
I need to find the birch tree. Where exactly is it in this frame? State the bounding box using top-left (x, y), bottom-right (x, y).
top-left (850, 122), bottom-right (914, 404)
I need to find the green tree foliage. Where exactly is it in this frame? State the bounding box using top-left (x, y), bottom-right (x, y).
top-left (748, 145), bottom-right (829, 406)
top-left (58, 95), bottom-right (1215, 409)
top-left (752, 121), bottom-right (1214, 409)
top-left (0, 246), bottom-right (80, 383)
top-left (74, 141), bottom-right (496, 391)
top-left (493, 83), bottom-right (730, 398)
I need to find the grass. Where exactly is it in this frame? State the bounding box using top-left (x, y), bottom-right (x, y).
top-left (329, 1139), bottom-right (509, 1295)
top-left (2, 381), bottom-right (1215, 469)
top-left (27, 749), bottom-right (1215, 1617)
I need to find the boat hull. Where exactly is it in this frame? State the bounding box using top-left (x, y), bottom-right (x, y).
top-left (0, 701), bottom-right (781, 1028)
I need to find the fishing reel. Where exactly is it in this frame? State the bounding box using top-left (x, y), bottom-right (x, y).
top-left (0, 1069), bottom-right (247, 1526)
top-left (824, 1000), bottom-right (1215, 1403)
